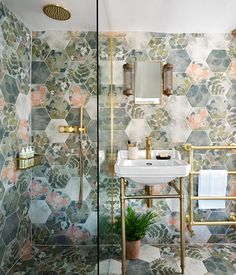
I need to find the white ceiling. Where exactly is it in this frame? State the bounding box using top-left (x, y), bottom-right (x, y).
top-left (99, 0), bottom-right (236, 33)
top-left (2, 0), bottom-right (96, 31)
top-left (3, 0), bottom-right (236, 33)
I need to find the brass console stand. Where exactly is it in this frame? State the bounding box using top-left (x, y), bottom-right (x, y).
top-left (120, 177), bottom-right (185, 274)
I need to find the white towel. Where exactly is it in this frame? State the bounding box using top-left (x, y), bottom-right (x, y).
top-left (198, 170), bottom-right (227, 209)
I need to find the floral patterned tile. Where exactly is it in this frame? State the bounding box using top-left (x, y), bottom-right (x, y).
top-left (9, 245), bottom-right (97, 274)
top-left (45, 50), bottom-right (70, 73)
top-left (147, 36), bottom-right (169, 61)
top-left (186, 62), bottom-right (210, 84)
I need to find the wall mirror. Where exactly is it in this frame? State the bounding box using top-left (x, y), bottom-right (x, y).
top-left (134, 61), bottom-right (163, 105)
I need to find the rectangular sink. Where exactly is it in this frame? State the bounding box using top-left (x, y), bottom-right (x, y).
top-left (115, 149), bottom-right (190, 185)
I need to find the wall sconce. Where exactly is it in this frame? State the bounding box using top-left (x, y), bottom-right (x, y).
top-left (163, 63), bottom-right (173, 96)
top-left (123, 63), bottom-right (134, 96)
top-left (231, 29), bottom-right (236, 38)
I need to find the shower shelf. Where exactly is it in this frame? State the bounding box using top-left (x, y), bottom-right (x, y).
top-left (16, 154), bottom-right (43, 170)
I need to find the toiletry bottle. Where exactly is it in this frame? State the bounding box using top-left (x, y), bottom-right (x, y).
top-left (28, 146), bottom-right (33, 167)
top-left (26, 146), bottom-right (30, 168)
top-left (20, 147), bottom-right (27, 169)
top-left (30, 146), bottom-right (35, 167)
top-left (128, 140), bottom-right (139, 160)
top-left (19, 148), bottom-right (25, 169)
top-left (28, 147), bottom-right (31, 167)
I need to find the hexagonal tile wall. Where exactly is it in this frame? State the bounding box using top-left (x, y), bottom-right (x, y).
top-left (99, 31), bottom-right (236, 251)
top-left (0, 6), bottom-right (31, 269)
top-left (30, 30), bottom-right (97, 247)
top-left (0, 14), bottom-right (234, 274)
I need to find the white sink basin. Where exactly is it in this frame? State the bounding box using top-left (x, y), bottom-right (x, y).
top-left (115, 150), bottom-right (190, 185)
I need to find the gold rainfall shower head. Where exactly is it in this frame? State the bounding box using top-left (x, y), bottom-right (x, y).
top-left (43, 4), bottom-right (71, 21)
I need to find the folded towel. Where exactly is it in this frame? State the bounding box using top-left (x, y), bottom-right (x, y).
top-left (198, 170), bottom-right (227, 209)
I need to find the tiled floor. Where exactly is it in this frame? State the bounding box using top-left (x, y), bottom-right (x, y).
top-left (7, 244), bottom-right (236, 274)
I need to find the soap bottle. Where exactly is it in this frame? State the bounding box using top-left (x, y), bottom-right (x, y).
top-left (19, 147), bottom-right (26, 169)
top-left (30, 146), bottom-right (35, 167)
top-left (26, 147), bottom-right (31, 168)
top-left (27, 146), bottom-right (33, 167)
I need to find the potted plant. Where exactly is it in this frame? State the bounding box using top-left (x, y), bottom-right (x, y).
top-left (115, 205), bottom-right (157, 259)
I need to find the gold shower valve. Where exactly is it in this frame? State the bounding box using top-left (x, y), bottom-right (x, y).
top-left (59, 126), bottom-right (66, 133)
top-left (59, 125), bottom-right (86, 134)
top-left (78, 127), bottom-right (86, 133)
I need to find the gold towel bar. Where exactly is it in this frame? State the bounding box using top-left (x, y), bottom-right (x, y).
top-left (184, 143), bottom-right (236, 235)
top-left (190, 171), bottom-right (236, 175)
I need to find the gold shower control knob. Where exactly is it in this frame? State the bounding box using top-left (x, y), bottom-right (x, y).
top-left (59, 126), bottom-right (65, 133)
top-left (68, 126), bottom-right (74, 133)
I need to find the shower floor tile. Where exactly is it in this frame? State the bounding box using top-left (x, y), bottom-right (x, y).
top-left (102, 244), bottom-right (236, 275)
top-left (6, 244), bottom-right (236, 275)
top-left (7, 245), bottom-right (97, 275)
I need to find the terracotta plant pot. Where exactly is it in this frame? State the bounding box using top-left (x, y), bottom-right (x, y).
top-left (126, 240), bottom-right (141, 260)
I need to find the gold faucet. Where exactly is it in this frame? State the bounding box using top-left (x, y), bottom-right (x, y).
top-left (146, 136), bottom-right (152, 159)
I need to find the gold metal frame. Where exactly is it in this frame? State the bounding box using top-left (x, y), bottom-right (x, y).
top-left (120, 177), bottom-right (185, 274)
top-left (184, 143), bottom-right (236, 235)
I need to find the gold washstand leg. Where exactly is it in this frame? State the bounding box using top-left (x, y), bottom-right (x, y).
top-left (180, 177), bottom-right (185, 274)
top-left (186, 215), bottom-right (195, 237)
top-left (120, 177), bottom-right (126, 275)
top-left (145, 185), bottom-right (153, 208)
top-left (230, 213), bottom-right (236, 229)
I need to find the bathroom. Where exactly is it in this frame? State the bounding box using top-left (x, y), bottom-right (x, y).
top-left (0, 0), bottom-right (235, 274)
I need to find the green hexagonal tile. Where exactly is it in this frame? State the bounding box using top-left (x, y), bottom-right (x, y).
top-left (31, 108), bottom-right (51, 131)
top-left (45, 72), bottom-right (70, 95)
top-left (147, 37), bottom-right (168, 61)
top-left (45, 50), bottom-right (70, 73)
top-left (45, 143), bottom-right (70, 165)
top-left (66, 201), bottom-right (90, 224)
top-left (168, 33), bottom-right (188, 49)
top-left (32, 37), bottom-right (50, 61)
top-left (2, 212), bottom-right (19, 245)
top-left (67, 62), bottom-right (91, 85)
top-left (45, 95), bottom-right (71, 119)
top-left (31, 61), bottom-right (50, 84)
top-left (2, 186), bottom-right (19, 217)
top-left (187, 85), bottom-right (210, 107)
top-left (206, 49), bottom-right (231, 72)
top-left (65, 37), bottom-right (91, 61)
top-left (46, 166), bottom-right (71, 189)
top-left (206, 97), bottom-right (230, 120)
top-left (1, 74), bottom-right (19, 104)
top-left (167, 49), bottom-right (191, 72)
